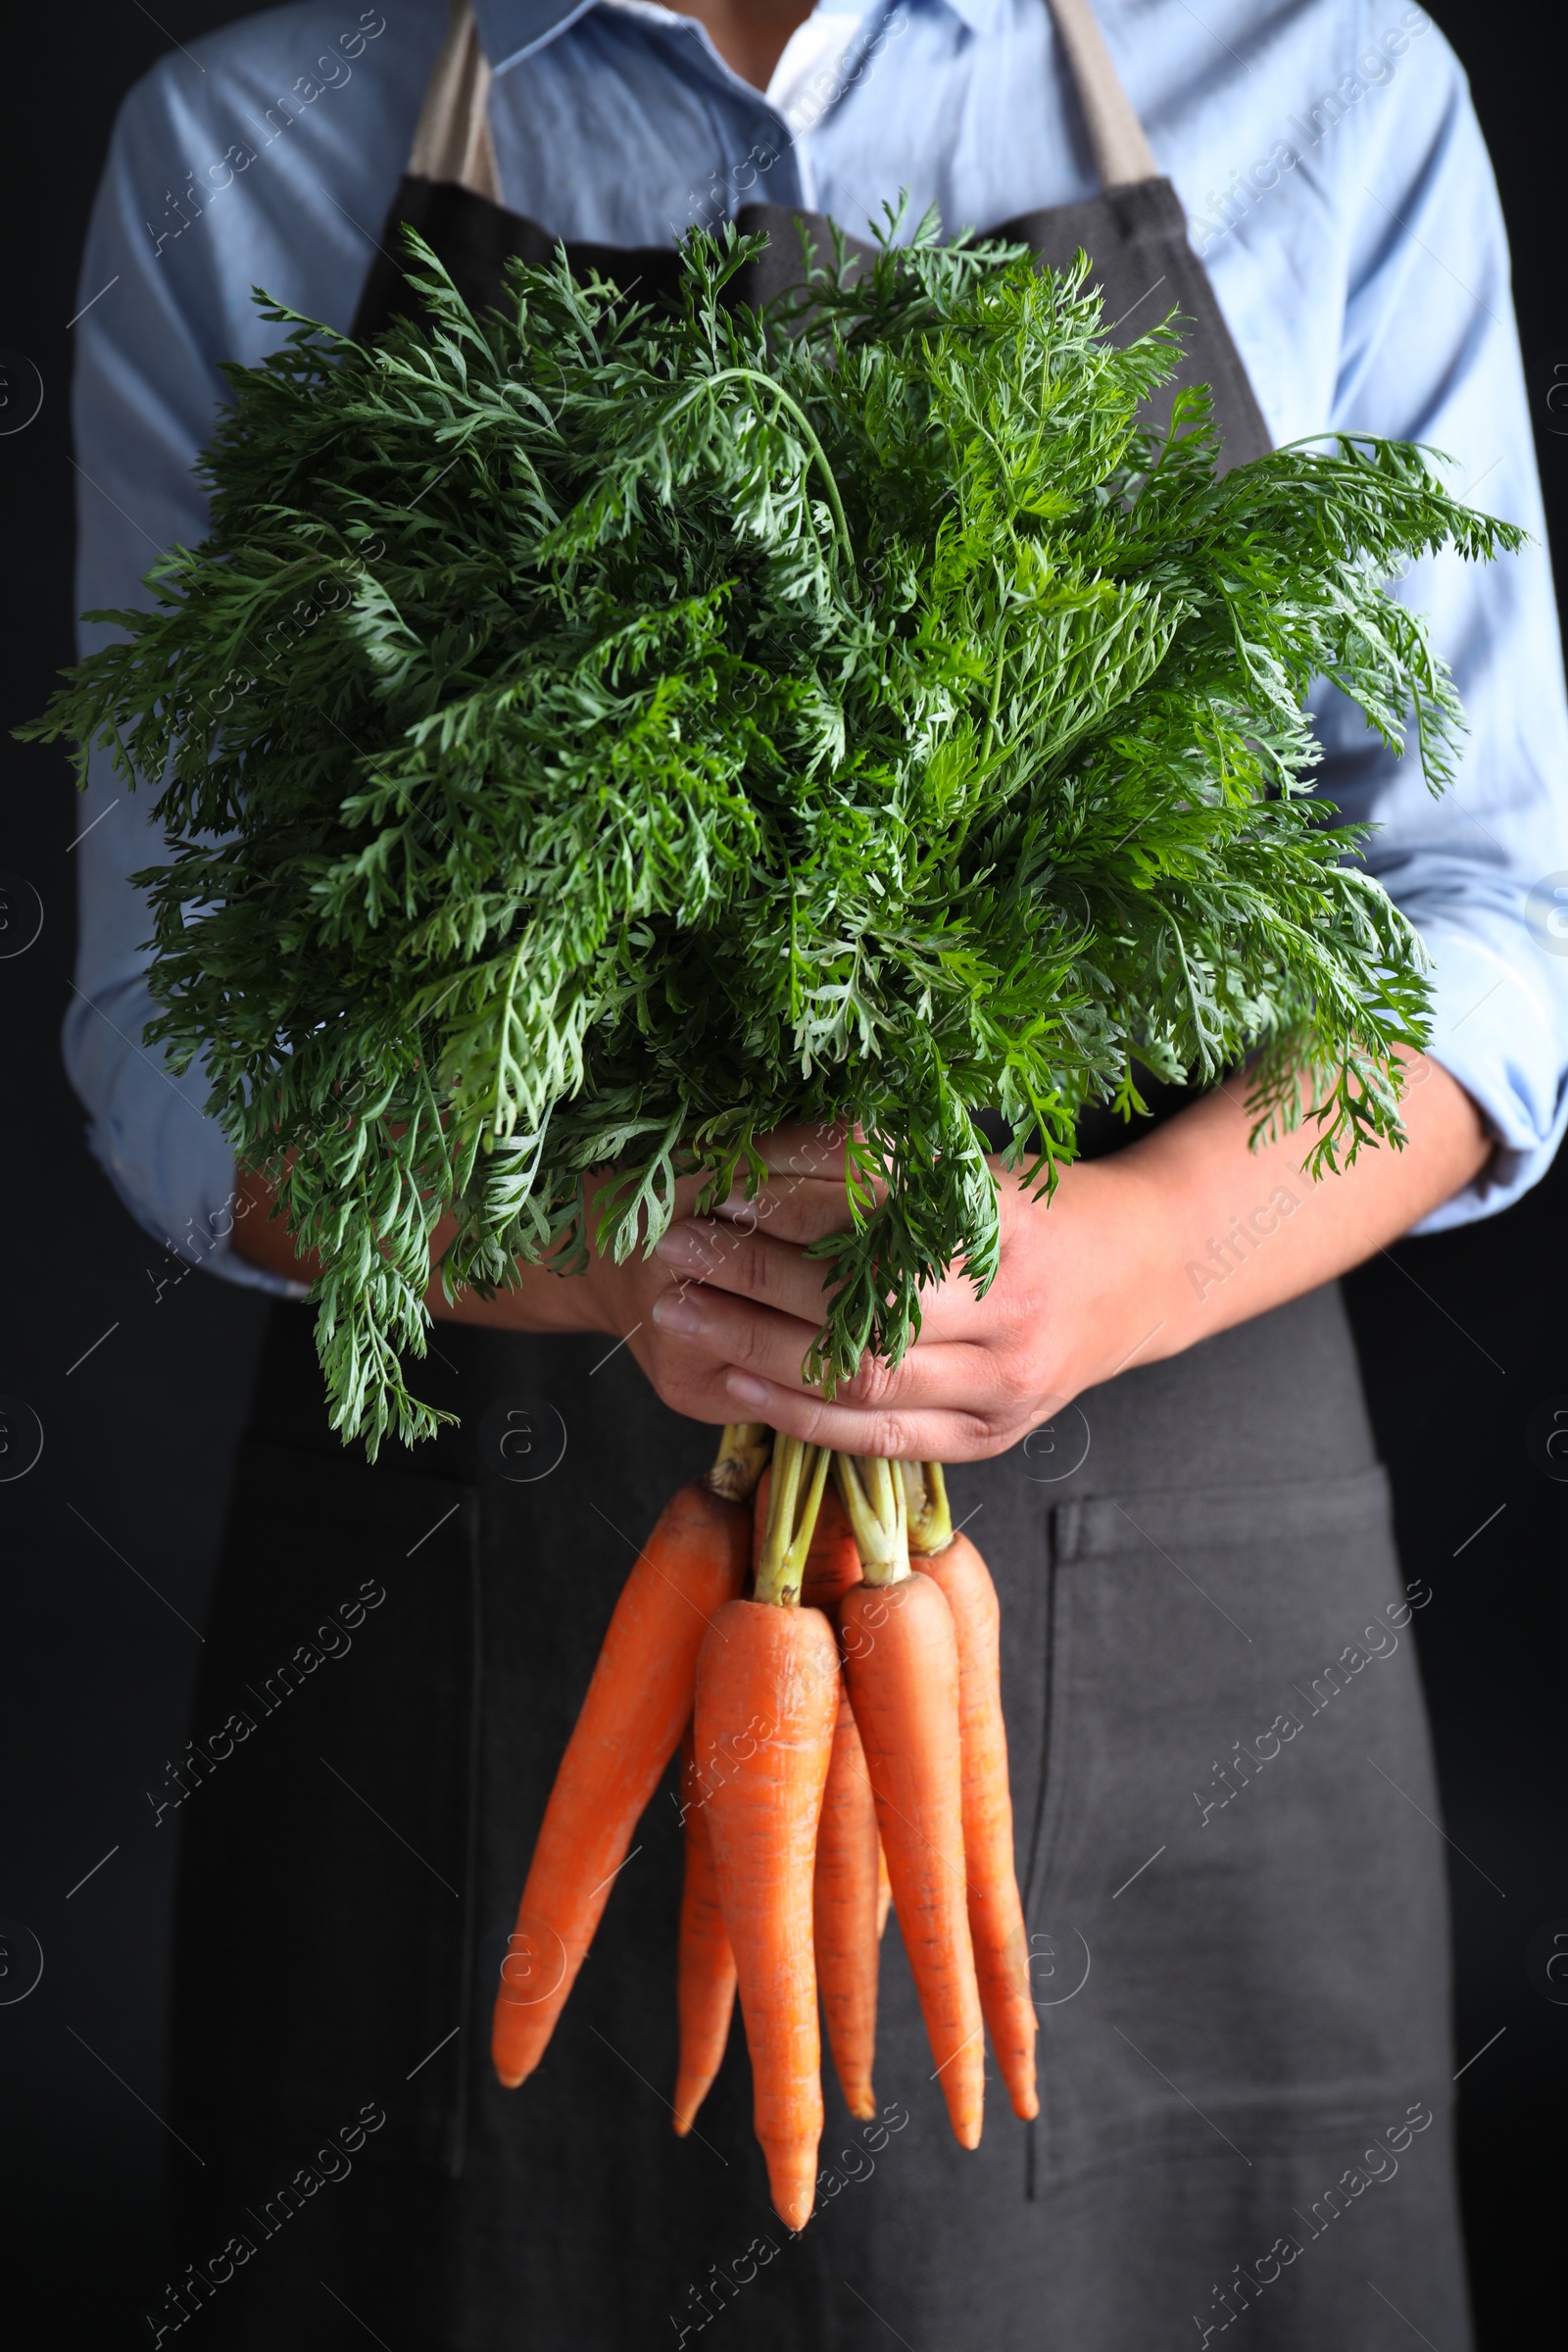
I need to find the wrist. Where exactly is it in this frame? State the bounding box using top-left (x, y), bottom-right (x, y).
top-left (1058, 1148), bottom-right (1197, 1390)
top-left (574, 1238), bottom-right (629, 1342)
top-left (428, 1237), bottom-right (609, 1335)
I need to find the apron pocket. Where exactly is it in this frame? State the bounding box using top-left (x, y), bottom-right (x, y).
top-left (1025, 1466), bottom-right (1451, 2181)
top-left (171, 1436), bottom-right (481, 2181)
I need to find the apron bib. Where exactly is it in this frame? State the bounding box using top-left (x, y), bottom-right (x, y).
top-left (351, 0), bottom-right (1271, 469)
top-left (169, 8), bottom-right (1470, 2345)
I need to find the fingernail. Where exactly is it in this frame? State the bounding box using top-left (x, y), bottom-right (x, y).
top-left (654, 1224), bottom-right (714, 1270)
top-left (724, 1371), bottom-right (770, 1409)
top-left (651, 1292), bottom-right (703, 1336)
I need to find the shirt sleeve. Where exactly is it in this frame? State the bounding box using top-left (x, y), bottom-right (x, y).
top-left (65, 7), bottom-right (425, 1294)
top-left (1310, 7), bottom-right (1568, 1228)
top-left (66, 63), bottom-right (292, 1293)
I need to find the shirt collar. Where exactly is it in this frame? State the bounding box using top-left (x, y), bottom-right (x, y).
top-left (472, 0), bottom-right (598, 71)
top-left (473, 0), bottom-right (1003, 74)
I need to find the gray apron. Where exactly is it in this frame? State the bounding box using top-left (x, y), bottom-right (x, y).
top-left (169, 7), bottom-right (1471, 2345)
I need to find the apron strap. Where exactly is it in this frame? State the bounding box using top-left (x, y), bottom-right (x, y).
top-left (409, 0), bottom-right (500, 200)
top-left (1046, 0), bottom-right (1159, 187)
top-left (416, 0), bottom-right (1155, 204)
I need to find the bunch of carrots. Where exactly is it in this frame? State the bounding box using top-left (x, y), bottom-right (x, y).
top-left (491, 1425), bottom-right (1037, 2229)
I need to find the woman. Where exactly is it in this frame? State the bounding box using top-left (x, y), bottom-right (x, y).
top-left (71, 1), bottom-right (1567, 2344)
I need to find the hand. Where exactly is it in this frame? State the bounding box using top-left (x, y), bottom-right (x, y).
top-left (639, 1054), bottom-right (1492, 1460)
top-left (642, 1125), bottom-right (1162, 1460)
top-left (564, 1130), bottom-right (868, 1425)
top-left (426, 1146), bottom-right (858, 1431)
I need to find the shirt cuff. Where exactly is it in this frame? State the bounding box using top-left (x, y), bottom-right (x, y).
top-left (1408, 924), bottom-right (1568, 1232)
top-left (204, 1228), bottom-right (313, 1300)
top-left (77, 1091), bottom-right (309, 1301)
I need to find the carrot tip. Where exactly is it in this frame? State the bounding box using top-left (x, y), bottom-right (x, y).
top-left (847, 2093), bottom-right (877, 2121)
top-left (762, 2147), bottom-right (819, 2233)
top-left (956, 2121), bottom-right (983, 2151)
top-left (495, 2071), bottom-right (524, 2091)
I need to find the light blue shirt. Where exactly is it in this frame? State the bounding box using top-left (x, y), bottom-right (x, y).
top-left (66, 0), bottom-right (1568, 1293)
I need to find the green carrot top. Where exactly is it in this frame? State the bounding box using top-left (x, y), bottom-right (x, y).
top-left (24, 208), bottom-right (1522, 1451)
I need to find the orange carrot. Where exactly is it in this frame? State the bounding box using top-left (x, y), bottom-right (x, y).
top-left (672, 1724), bottom-right (738, 2134)
top-left (905, 1464), bottom-right (1038, 2122)
top-left (876, 1838), bottom-right (893, 1940)
top-left (835, 1455), bottom-right (985, 2150)
top-left (492, 1425), bottom-right (767, 2089)
top-left (756, 1463), bottom-right (875, 2119)
top-left (698, 1437), bottom-right (839, 2229)
top-left (813, 1684), bottom-right (881, 2120)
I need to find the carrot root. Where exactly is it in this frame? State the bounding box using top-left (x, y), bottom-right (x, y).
top-left (813, 1685), bottom-right (881, 2121)
top-left (492, 1478), bottom-right (751, 2088)
top-left (672, 1725), bottom-right (738, 2135)
top-left (697, 1594), bottom-right (840, 2229)
top-left (915, 1533), bottom-right (1039, 2122)
top-left (839, 1570), bottom-right (985, 2149)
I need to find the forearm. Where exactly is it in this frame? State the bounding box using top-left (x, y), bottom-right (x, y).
top-left (227, 1165), bottom-right (610, 1336)
top-left (1072, 1049), bottom-right (1491, 1379)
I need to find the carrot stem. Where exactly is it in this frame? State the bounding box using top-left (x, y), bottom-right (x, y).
top-left (901, 1458), bottom-right (954, 1557)
top-left (753, 1468), bottom-right (862, 1608)
top-left (755, 1435), bottom-right (830, 1605)
top-left (706, 1421), bottom-right (771, 1503)
top-left (833, 1453), bottom-right (910, 1587)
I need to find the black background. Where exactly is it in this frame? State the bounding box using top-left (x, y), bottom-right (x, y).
top-left (1, 4), bottom-right (1563, 2343)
